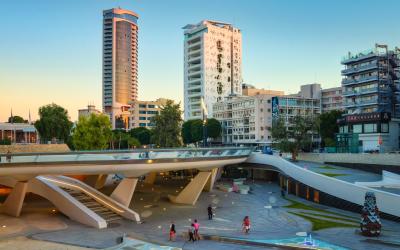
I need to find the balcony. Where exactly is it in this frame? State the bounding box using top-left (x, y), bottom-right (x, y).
top-left (342, 87), bottom-right (378, 96)
top-left (342, 75), bottom-right (379, 86)
top-left (341, 62), bottom-right (378, 75)
top-left (343, 98), bottom-right (379, 108)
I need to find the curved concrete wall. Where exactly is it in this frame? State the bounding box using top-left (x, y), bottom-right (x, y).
top-left (246, 153), bottom-right (400, 218)
top-left (296, 153), bottom-right (400, 167)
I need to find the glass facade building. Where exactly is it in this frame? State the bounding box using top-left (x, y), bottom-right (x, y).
top-left (102, 8), bottom-right (139, 129)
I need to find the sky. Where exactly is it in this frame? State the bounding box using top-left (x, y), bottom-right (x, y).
top-left (1, 0), bottom-right (400, 122)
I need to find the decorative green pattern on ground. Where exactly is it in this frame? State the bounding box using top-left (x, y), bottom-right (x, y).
top-left (288, 212), bottom-right (357, 231)
top-left (318, 165), bottom-right (338, 170)
top-left (317, 172), bottom-right (347, 178)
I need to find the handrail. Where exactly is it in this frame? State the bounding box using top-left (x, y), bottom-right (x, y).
top-left (0, 146), bottom-right (254, 157)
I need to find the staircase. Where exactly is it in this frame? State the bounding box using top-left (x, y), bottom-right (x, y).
top-left (60, 187), bottom-right (122, 224)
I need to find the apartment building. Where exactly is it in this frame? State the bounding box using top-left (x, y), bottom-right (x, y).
top-left (338, 44), bottom-right (400, 152)
top-left (183, 20), bottom-right (242, 120)
top-left (321, 87), bottom-right (343, 112)
top-left (129, 98), bottom-right (168, 129)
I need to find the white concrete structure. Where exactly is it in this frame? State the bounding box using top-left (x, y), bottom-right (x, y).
top-left (183, 20), bottom-right (242, 120)
top-left (213, 94), bottom-right (278, 145)
top-left (103, 8), bottom-right (139, 129)
top-left (0, 148), bottom-right (251, 228)
top-left (247, 153), bottom-right (400, 219)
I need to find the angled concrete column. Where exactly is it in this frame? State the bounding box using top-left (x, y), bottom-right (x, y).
top-left (3, 181), bottom-right (28, 217)
top-left (203, 168), bottom-right (219, 192)
top-left (110, 177), bottom-right (138, 207)
top-left (144, 172), bottom-right (157, 185)
top-left (169, 171), bottom-right (212, 205)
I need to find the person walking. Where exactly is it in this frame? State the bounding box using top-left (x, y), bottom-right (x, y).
top-left (193, 219), bottom-right (200, 240)
top-left (188, 223), bottom-right (196, 242)
top-left (242, 216), bottom-right (251, 234)
top-left (169, 221), bottom-right (176, 241)
top-left (6, 150), bottom-right (12, 163)
top-left (207, 205), bottom-right (213, 220)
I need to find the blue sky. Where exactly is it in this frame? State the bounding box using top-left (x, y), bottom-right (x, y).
top-left (1, 0), bottom-right (400, 121)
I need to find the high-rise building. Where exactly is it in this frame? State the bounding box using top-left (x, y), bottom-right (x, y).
top-left (321, 87), bottom-right (343, 112)
top-left (183, 20), bottom-right (242, 120)
top-left (102, 8), bottom-right (139, 129)
top-left (338, 44), bottom-right (400, 152)
top-left (129, 98), bottom-right (169, 129)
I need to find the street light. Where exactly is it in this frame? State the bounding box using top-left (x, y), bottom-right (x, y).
top-left (201, 97), bottom-right (208, 147)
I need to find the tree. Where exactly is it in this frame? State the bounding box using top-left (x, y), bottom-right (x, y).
top-left (34, 103), bottom-right (73, 142)
top-left (127, 137), bottom-right (141, 149)
top-left (181, 120), bottom-right (194, 144)
top-left (206, 118), bottom-right (222, 139)
top-left (129, 127), bottom-right (152, 145)
top-left (72, 113), bottom-right (112, 150)
top-left (152, 100), bottom-right (182, 147)
top-left (8, 115), bottom-right (27, 123)
top-left (190, 119), bottom-right (204, 143)
top-left (319, 110), bottom-right (343, 147)
top-left (270, 115), bottom-right (318, 160)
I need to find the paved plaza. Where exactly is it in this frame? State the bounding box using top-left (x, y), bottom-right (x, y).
top-left (0, 174), bottom-right (400, 250)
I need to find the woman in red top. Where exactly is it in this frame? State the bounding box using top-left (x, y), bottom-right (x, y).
top-left (242, 216), bottom-right (250, 234)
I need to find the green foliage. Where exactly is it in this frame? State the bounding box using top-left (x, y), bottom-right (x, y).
top-left (152, 100), bottom-right (183, 147)
top-left (127, 137), bottom-right (141, 148)
top-left (190, 119), bottom-right (204, 143)
top-left (34, 103), bottom-right (73, 142)
top-left (270, 115), bottom-right (318, 159)
top-left (110, 129), bottom-right (130, 149)
top-left (181, 120), bottom-right (194, 144)
top-left (288, 212), bottom-right (357, 231)
top-left (206, 118), bottom-right (222, 139)
top-left (129, 127), bottom-right (152, 145)
top-left (72, 113), bottom-right (112, 150)
top-left (317, 172), bottom-right (347, 178)
top-left (8, 115), bottom-right (27, 123)
top-left (0, 138), bottom-right (11, 145)
top-left (181, 118), bottom-right (222, 145)
top-left (319, 110), bottom-right (343, 147)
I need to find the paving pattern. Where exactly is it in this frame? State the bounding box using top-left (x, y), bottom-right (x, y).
top-left (1, 178), bottom-right (400, 250)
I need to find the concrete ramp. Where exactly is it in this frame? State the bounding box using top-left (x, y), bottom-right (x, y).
top-left (0, 175), bottom-right (140, 229)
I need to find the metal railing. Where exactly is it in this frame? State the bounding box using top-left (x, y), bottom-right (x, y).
top-left (0, 147), bottom-right (254, 165)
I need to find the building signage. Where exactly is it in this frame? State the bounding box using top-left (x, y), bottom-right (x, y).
top-left (272, 97), bottom-right (279, 119)
top-left (345, 112), bottom-right (391, 124)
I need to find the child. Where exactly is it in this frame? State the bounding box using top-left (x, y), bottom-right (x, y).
top-left (193, 219), bottom-right (200, 240)
top-left (242, 216), bottom-right (250, 234)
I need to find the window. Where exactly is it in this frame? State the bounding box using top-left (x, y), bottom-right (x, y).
top-left (353, 124), bottom-right (362, 133)
top-left (381, 123), bottom-right (389, 133)
top-left (148, 105), bottom-right (155, 108)
top-left (139, 117), bottom-right (146, 120)
top-left (364, 123), bottom-right (377, 133)
top-left (139, 110), bottom-right (146, 114)
top-left (139, 104), bottom-right (146, 108)
top-left (139, 123), bottom-right (146, 127)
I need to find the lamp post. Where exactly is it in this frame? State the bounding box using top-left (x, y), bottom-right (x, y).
top-left (201, 97), bottom-right (208, 148)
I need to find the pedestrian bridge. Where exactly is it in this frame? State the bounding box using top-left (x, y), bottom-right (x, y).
top-left (1, 148), bottom-right (400, 229)
top-left (0, 147), bottom-right (252, 228)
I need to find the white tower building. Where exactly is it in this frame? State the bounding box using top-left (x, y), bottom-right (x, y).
top-left (183, 20), bottom-right (242, 120)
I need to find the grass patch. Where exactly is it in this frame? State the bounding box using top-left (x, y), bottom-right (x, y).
top-left (301, 211), bottom-right (359, 223)
top-left (288, 212), bottom-right (357, 231)
top-left (283, 198), bottom-right (358, 220)
top-left (317, 172), bottom-right (347, 178)
top-left (318, 165), bottom-right (338, 170)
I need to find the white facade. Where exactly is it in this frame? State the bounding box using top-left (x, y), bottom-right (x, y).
top-left (183, 20), bottom-right (242, 120)
top-left (321, 87), bottom-right (343, 112)
top-left (213, 95), bottom-right (275, 145)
